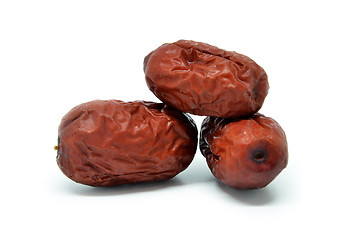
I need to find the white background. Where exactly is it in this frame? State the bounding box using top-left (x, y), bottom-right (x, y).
top-left (1, 0), bottom-right (361, 239)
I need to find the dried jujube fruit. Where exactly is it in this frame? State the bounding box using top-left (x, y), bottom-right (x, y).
top-left (56, 100), bottom-right (198, 187)
top-left (200, 114), bottom-right (288, 189)
top-left (144, 39), bottom-right (269, 118)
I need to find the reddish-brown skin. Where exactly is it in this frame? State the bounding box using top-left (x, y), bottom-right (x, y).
top-left (200, 114), bottom-right (288, 189)
top-left (56, 100), bottom-right (198, 187)
top-left (144, 40), bottom-right (269, 118)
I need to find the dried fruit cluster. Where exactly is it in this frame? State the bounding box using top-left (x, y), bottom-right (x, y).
top-left (56, 40), bottom-right (288, 189)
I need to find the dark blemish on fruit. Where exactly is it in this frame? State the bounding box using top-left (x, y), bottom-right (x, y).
top-left (252, 149), bottom-right (267, 163)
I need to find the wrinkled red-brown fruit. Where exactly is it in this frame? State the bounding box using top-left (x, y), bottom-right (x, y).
top-left (144, 40), bottom-right (269, 118)
top-left (56, 100), bottom-right (198, 187)
top-left (200, 114), bottom-right (288, 189)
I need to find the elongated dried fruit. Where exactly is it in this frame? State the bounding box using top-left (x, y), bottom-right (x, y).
top-left (56, 100), bottom-right (198, 187)
top-left (144, 40), bottom-right (269, 118)
top-left (200, 114), bottom-right (288, 189)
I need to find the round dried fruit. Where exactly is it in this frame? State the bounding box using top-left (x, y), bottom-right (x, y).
top-left (56, 100), bottom-right (198, 187)
top-left (200, 114), bottom-right (288, 189)
top-left (144, 40), bottom-right (269, 118)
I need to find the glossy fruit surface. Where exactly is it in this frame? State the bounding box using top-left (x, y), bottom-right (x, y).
top-left (56, 100), bottom-right (198, 186)
top-left (200, 114), bottom-right (288, 189)
top-left (144, 40), bottom-right (269, 118)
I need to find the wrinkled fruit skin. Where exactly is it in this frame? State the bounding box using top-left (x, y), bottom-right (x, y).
top-left (56, 100), bottom-right (198, 187)
top-left (200, 114), bottom-right (288, 189)
top-left (144, 40), bottom-right (269, 118)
